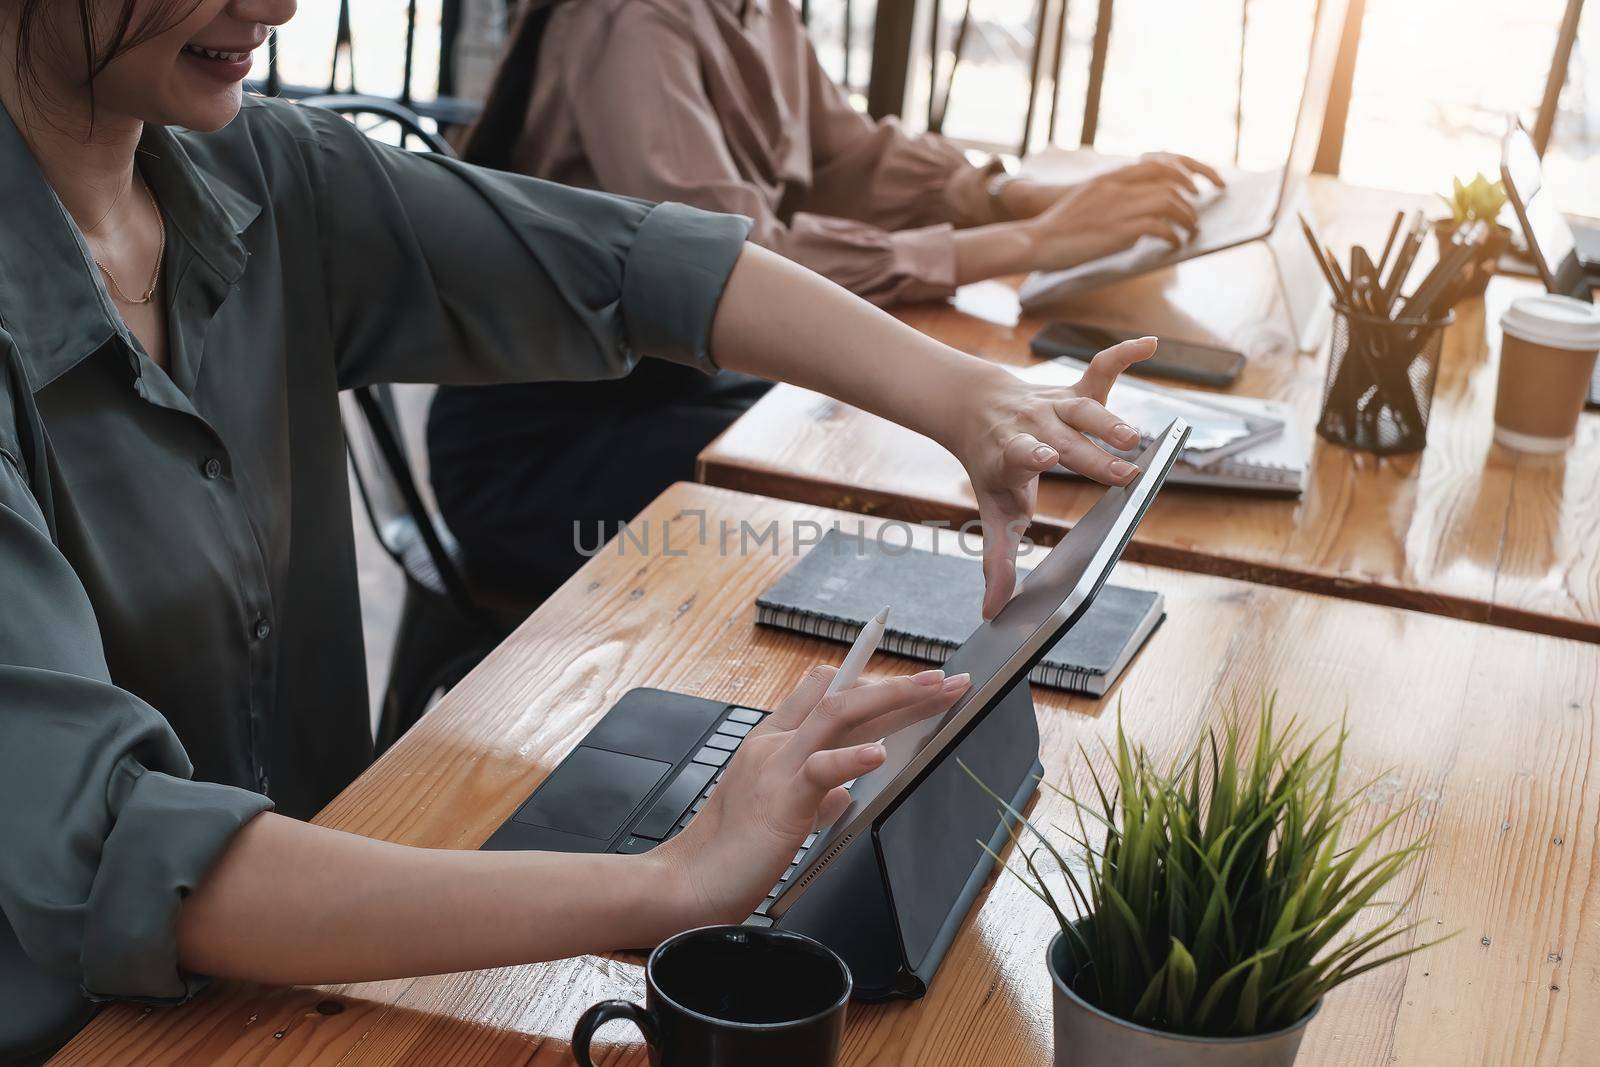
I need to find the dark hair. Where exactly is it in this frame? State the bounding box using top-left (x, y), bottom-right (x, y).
top-left (458, 0), bottom-right (560, 169)
top-left (11, 0), bottom-right (202, 122)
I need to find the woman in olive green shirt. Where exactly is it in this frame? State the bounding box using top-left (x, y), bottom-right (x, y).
top-left (0, 0), bottom-right (1155, 1058)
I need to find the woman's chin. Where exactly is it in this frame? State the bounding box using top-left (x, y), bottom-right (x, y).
top-left (165, 84), bottom-right (245, 132)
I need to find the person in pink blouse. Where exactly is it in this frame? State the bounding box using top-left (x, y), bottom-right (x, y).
top-left (428, 0), bottom-right (1212, 608)
top-left (468, 0), bottom-right (1220, 307)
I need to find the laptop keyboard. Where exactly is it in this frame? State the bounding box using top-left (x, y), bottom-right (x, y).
top-left (610, 706), bottom-right (822, 919)
top-left (1193, 168), bottom-right (1279, 245)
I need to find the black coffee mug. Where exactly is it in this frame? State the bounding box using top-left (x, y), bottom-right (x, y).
top-left (572, 925), bottom-right (851, 1067)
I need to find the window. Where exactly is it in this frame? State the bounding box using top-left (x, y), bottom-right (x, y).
top-left (1338, 0), bottom-right (1595, 218)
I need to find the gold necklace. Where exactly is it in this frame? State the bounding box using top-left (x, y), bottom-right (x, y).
top-left (92, 179), bottom-right (165, 305)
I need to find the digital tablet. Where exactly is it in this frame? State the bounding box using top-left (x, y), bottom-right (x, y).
top-left (767, 417), bottom-right (1191, 919)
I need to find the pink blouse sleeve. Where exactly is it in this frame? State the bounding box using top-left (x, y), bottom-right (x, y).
top-left (802, 36), bottom-right (997, 232)
top-left (562, 2), bottom-right (960, 306)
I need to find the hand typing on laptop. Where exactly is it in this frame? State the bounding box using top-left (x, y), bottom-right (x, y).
top-left (1021, 153), bottom-right (1224, 269)
top-left (651, 665), bottom-right (970, 926)
top-left (939, 152), bottom-right (1221, 285)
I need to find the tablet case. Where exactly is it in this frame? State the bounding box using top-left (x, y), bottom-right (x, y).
top-left (758, 679), bottom-right (1041, 1000)
top-left (481, 679), bottom-right (1040, 1000)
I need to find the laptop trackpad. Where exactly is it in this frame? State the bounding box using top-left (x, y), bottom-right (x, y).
top-left (512, 747), bottom-right (672, 841)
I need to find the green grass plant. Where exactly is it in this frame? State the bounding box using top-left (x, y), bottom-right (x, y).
top-left (966, 694), bottom-right (1445, 1037)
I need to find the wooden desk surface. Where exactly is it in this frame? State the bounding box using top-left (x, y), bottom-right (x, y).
top-left (56, 483), bottom-right (1600, 1065)
top-left (697, 179), bottom-right (1600, 643)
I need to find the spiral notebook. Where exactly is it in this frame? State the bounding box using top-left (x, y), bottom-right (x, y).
top-left (756, 530), bottom-right (1164, 696)
top-left (1017, 357), bottom-right (1307, 495)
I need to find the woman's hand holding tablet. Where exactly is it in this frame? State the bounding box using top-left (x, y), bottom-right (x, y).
top-left (653, 665), bottom-right (970, 926)
top-left (710, 247), bottom-right (1157, 623)
top-left (951, 337), bottom-right (1158, 619)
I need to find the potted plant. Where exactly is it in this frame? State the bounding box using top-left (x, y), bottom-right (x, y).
top-left (1436, 172), bottom-right (1511, 297)
top-left (968, 697), bottom-right (1442, 1066)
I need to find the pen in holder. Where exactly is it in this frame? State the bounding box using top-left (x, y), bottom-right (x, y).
top-left (1317, 304), bottom-right (1453, 455)
top-left (1298, 209), bottom-right (1483, 457)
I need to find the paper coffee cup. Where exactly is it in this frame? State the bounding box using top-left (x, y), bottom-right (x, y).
top-left (1494, 294), bottom-right (1600, 453)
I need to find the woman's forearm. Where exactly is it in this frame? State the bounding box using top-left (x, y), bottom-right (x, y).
top-left (175, 813), bottom-right (696, 986)
top-left (951, 223), bottom-right (1043, 284)
top-left (710, 244), bottom-right (1004, 454)
top-left (710, 242), bottom-right (1151, 620)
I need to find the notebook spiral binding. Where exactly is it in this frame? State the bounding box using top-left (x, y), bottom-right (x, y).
top-left (755, 604), bottom-right (1095, 693)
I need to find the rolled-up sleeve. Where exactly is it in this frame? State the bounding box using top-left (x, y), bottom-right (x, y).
top-left (0, 352), bottom-right (271, 1012)
top-left (294, 104), bottom-right (752, 385)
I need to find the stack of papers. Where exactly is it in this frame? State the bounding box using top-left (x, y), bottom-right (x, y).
top-left (1015, 357), bottom-right (1307, 495)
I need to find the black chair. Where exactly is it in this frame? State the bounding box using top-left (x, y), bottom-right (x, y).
top-left (300, 93), bottom-right (458, 154)
top-left (305, 95), bottom-right (523, 754)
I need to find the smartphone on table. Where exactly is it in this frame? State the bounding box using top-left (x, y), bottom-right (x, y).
top-left (1030, 321), bottom-right (1245, 388)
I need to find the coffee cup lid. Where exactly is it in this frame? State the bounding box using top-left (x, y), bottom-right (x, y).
top-left (1500, 293), bottom-right (1600, 351)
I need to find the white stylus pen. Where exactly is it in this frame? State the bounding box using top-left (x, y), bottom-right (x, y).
top-left (825, 606), bottom-right (890, 696)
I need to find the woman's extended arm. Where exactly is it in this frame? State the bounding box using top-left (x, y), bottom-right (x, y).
top-left (544, 2), bottom-right (1219, 305)
top-left (175, 668), bottom-right (968, 984)
top-left (710, 243), bottom-right (1154, 618)
top-left (174, 814), bottom-right (687, 985)
top-left (294, 98), bottom-right (1149, 619)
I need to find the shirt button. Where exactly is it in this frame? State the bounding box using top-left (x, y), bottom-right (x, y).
top-left (254, 616), bottom-right (272, 641)
top-left (202, 457), bottom-right (223, 479)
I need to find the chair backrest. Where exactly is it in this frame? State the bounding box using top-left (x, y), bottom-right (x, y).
top-left (303, 95), bottom-right (484, 619)
top-left (299, 93), bottom-right (459, 154)
top-left (457, 0), bottom-right (562, 169)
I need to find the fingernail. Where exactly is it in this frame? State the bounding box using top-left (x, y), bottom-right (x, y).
top-left (1032, 444), bottom-right (1058, 464)
top-left (913, 669), bottom-right (945, 685)
top-left (1113, 422), bottom-right (1138, 445)
top-left (942, 673), bottom-right (971, 692)
top-left (862, 743), bottom-right (886, 762)
top-left (1140, 335), bottom-right (1158, 344)
top-left (1110, 460), bottom-right (1137, 481)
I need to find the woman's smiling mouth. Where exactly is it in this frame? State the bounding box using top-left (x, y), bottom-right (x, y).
top-left (178, 41), bottom-right (258, 83)
top-left (182, 44), bottom-right (254, 63)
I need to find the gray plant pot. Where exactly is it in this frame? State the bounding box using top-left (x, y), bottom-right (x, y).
top-left (1048, 927), bottom-right (1320, 1066)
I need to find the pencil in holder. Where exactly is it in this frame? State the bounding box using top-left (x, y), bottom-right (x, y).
top-left (1317, 304), bottom-right (1453, 455)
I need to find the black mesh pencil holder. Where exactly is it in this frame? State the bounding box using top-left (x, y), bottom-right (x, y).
top-left (1317, 305), bottom-right (1453, 455)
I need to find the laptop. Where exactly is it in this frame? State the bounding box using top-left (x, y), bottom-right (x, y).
top-left (1501, 119), bottom-right (1600, 297)
top-left (1017, 0), bottom-right (1345, 312)
top-left (1499, 118), bottom-right (1600, 405)
top-left (483, 420), bottom-right (1192, 927)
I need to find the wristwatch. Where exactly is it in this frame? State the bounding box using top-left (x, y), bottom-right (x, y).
top-left (982, 156), bottom-right (1021, 221)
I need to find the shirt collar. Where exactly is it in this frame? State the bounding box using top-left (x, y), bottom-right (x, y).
top-left (141, 122), bottom-right (261, 283)
top-left (0, 104), bottom-right (260, 393)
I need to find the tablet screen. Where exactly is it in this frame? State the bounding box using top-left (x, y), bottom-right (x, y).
top-left (769, 419), bottom-right (1188, 916)
top-left (870, 453), bottom-right (1150, 776)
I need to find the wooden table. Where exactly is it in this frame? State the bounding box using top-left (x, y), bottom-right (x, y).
top-left (697, 179), bottom-right (1600, 643)
top-left (56, 483), bottom-right (1600, 1065)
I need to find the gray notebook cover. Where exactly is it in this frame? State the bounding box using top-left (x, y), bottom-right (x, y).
top-left (756, 530), bottom-right (1164, 695)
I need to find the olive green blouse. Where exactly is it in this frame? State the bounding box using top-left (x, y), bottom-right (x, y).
top-left (0, 96), bottom-right (750, 1060)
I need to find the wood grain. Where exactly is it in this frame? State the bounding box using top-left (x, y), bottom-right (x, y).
top-left (55, 483), bottom-right (1600, 1065)
top-left (696, 178), bottom-right (1600, 642)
